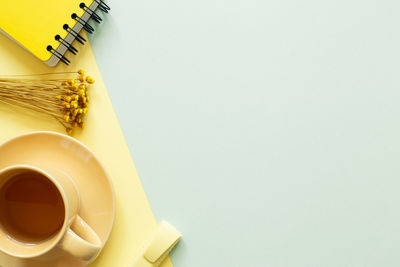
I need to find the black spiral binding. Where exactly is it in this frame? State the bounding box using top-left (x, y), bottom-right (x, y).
top-left (80, 3), bottom-right (102, 24)
top-left (71, 13), bottom-right (94, 34)
top-left (63, 24), bottom-right (86, 45)
top-left (94, 0), bottom-right (110, 13)
top-left (47, 46), bottom-right (71, 65)
top-left (55, 35), bottom-right (78, 55)
top-left (47, 1), bottom-right (110, 65)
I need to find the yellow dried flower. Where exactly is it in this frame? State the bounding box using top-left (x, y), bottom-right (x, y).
top-left (70, 101), bottom-right (78, 109)
top-left (86, 76), bottom-right (95, 84)
top-left (63, 114), bottom-right (70, 123)
top-left (69, 84), bottom-right (78, 91)
top-left (0, 69), bottom-right (94, 135)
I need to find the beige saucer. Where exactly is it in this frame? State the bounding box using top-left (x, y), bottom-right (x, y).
top-left (0, 131), bottom-right (116, 267)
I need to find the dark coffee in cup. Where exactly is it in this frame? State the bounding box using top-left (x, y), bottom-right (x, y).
top-left (0, 171), bottom-right (65, 243)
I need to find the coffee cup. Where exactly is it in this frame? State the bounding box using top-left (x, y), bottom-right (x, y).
top-left (0, 164), bottom-right (101, 261)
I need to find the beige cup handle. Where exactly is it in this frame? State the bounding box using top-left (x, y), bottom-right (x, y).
top-left (58, 215), bottom-right (102, 261)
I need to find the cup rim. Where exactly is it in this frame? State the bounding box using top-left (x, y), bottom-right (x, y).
top-left (0, 164), bottom-right (70, 258)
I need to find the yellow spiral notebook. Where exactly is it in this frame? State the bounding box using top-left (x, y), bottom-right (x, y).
top-left (0, 0), bottom-right (109, 67)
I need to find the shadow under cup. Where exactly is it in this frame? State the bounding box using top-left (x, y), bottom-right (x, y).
top-left (0, 167), bottom-right (68, 257)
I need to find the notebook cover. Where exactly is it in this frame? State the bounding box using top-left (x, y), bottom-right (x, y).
top-left (0, 0), bottom-right (94, 62)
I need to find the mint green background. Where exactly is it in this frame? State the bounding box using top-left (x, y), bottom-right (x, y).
top-left (89, 1), bottom-right (400, 266)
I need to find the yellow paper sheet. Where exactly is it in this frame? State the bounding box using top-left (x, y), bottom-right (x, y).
top-left (0, 34), bottom-right (172, 267)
